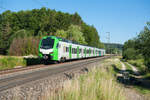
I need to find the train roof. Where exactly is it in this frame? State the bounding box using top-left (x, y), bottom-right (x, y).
top-left (41, 36), bottom-right (105, 50)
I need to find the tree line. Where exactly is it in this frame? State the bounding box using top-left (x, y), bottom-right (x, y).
top-left (123, 22), bottom-right (150, 69)
top-left (104, 43), bottom-right (123, 54)
top-left (0, 7), bottom-right (104, 55)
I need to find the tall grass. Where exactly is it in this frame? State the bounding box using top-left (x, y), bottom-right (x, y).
top-left (9, 37), bottom-right (40, 56)
top-left (0, 56), bottom-right (26, 70)
top-left (128, 59), bottom-right (147, 74)
top-left (43, 64), bottom-right (126, 100)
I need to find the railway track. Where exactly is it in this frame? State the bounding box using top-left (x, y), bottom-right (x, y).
top-left (0, 56), bottom-right (112, 92)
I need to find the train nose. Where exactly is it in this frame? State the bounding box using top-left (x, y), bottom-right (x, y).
top-left (43, 55), bottom-right (49, 60)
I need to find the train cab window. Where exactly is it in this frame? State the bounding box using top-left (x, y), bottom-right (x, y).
top-left (41, 37), bottom-right (54, 49)
top-left (56, 43), bottom-right (59, 48)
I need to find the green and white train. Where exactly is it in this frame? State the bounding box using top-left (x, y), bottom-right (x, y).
top-left (38, 36), bottom-right (105, 62)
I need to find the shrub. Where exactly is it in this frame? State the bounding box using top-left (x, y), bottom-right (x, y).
top-left (0, 56), bottom-right (26, 70)
top-left (9, 37), bottom-right (40, 56)
top-left (128, 59), bottom-right (147, 73)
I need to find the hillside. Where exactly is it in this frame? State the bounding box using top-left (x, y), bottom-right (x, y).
top-left (104, 43), bottom-right (123, 54)
top-left (0, 7), bottom-right (104, 55)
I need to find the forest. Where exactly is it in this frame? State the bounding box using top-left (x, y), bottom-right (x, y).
top-left (0, 7), bottom-right (104, 56)
top-left (123, 22), bottom-right (150, 70)
top-left (104, 43), bottom-right (123, 54)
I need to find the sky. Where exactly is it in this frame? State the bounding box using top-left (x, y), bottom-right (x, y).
top-left (0, 0), bottom-right (150, 44)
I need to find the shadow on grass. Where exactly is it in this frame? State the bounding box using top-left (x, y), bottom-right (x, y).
top-left (24, 58), bottom-right (44, 66)
top-left (112, 64), bottom-right (150, 90)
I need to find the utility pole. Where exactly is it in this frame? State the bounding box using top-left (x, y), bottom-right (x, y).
top-left (106, 32), bottom-right (111, 54)
top-left (106, 32), bottom-right (110, 43)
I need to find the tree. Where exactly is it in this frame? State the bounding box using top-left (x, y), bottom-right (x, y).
top-left (0, 8), bottom-right (104, 55)
top-left (123, 21), bottom-right (150, 69)
top-left (54, 29), bottom-right (67, 38)
top-left (0, 21), bottom-right (12, 54)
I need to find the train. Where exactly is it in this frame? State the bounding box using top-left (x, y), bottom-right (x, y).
top-left (38, 36), bottom-right (105, 62)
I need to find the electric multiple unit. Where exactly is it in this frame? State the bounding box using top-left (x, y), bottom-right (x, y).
top-left (39, 36), bottom-right (105, 62)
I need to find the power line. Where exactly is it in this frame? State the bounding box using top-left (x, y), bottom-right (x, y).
top-left (106, 32), bottom-right (110, 43)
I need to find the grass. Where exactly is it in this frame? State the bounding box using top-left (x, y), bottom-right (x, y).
top-left (125, 59), bottom-right (150, 97)
top-left (0, 56), bottom-right (26, 70)
top-left (0, 56), bottom-right (42, 70)
top-left (42, 58), bottom-right (126, 100)
top-left (123, 62), bottom-right (132, 71)
top-left (134, 86), bottom-right (150, 94)
top-left (127, 59), bottom-right (146, 73)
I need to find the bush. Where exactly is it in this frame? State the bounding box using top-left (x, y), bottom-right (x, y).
top-left (128, 59), bottom-right (147, 73)
top-left (123, 48), bottom-right (136, 60)
top-left (0, 56), bottom-right (26, 70)
top-left (9, 37), bottom-right (40, 56)
top-left (145, 58), bottom-right (150, 71)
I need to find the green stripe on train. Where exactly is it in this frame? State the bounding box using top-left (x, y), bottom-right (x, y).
top-left (69, 45), bottom-right (72, 59)
top-left (77, 46), bottom-right (79, 58)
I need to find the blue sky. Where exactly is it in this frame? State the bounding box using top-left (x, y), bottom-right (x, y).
top-left (0, 0), bottom-right (150, 44)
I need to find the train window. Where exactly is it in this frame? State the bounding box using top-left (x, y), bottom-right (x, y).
top-left (68, 47), bottom-right (69, 52)
top-left (79, 49), bottom-right (82, 54)
top-left (66, 47), bottom-right (69, 52)
top-left (84, 49), bottom-right (86, 54)
top-left (72, 48), bottom-right (74, 54)
top-left (76, 48), bottom-right (77, 54)
top-left (56, 43), bottom-right (59, 48)
top-left (74, 48), bottom-right (76, 54)
top-left (72, 48), bottom-right (75, 54)
top-left (66, 47), bottom-right (67, 52)
top-left (75, 48), bottom-right (77, 54)
top-left (87, 50), bottom-right (89, 54)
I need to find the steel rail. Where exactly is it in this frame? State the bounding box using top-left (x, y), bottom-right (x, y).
top-left (0, 56), bottom-right (111, 92)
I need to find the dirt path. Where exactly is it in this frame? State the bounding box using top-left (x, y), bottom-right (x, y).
top-left (121, 61), bottom-right (126, 70)
top-left (124, 88), bottom-right (149, 100)
top-left (119, 61), bottom-right (149, 100)
top-left (127, 62), bottom-right (139, 74)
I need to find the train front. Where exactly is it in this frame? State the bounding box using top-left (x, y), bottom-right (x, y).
top-left (38, 36), bottom-right (58, 61)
